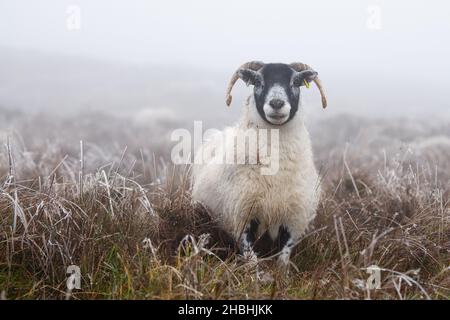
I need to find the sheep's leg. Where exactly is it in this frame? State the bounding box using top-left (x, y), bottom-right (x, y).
top-left (239, 218), bottom-right (259, 261)
top-left (277, 226), bottom-right (296, 267)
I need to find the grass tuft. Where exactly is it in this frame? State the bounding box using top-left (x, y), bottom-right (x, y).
top-left (0, 112), bottom-right (449, 299)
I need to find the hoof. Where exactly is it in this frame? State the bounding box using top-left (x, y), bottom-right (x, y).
top-left (257, 269), bottom-right (274, 283)
top-left (242, 250), bottom-right (258, 265)
top-left (276, 254), bottom-right (290, 273)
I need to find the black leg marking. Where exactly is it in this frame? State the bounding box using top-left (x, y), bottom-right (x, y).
top-left (278, 225), bottom-right (291, 250)
top-left (277, 225), bottom-right (295, 266)
top-left (240, 218), bottom-right (259, 260)
top-left (246, 218), bottom-right (259, 244)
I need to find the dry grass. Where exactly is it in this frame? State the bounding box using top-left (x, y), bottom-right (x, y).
top-left (0, 111), bottom-right (449, 299)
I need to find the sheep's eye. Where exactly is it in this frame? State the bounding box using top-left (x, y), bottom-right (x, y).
top-left (254, 79), bottom-right (263, 88)
top-left (292, 78), bottom-right (302, 87)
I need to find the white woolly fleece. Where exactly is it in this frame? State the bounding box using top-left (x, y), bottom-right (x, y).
top-left (191, 95), bottom-right (321, 242)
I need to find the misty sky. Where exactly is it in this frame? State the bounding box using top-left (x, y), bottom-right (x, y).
top-left (1, 0), bottom-right (449, 69)
top-left (1, 0), bottom-right (450, 118)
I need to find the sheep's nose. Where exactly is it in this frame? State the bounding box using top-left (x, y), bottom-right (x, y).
top-left (269, 99), bottom-right (285, 110)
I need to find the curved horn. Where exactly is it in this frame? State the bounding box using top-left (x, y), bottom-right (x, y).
top-left (290, 62), bottom-right (328, 108)
top-left (225, 61), bottom-right (265, 106)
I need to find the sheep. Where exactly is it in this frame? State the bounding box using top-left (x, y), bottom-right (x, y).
top-left (191, 61), bottom-right (328, 266)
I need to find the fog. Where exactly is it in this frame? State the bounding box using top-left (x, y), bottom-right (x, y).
top-left (1, 0), bottom-right (450, 123)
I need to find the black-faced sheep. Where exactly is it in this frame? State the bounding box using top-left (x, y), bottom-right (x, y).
top-left (191, 61), bottom-right (328, 266)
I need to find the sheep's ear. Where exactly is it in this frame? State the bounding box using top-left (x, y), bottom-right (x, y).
top-left (292, 70), bottom-right (318, 87)
top-left (238, 68), bottom-right (261, 86)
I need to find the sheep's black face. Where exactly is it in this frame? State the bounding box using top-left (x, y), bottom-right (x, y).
top-left (238, 63), bottom-right (317, 125)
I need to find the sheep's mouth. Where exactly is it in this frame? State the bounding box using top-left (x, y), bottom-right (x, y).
top-left (266, 113), bottom-right (289, 125)
top-left (267, 113), bottom-right (288, 120)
